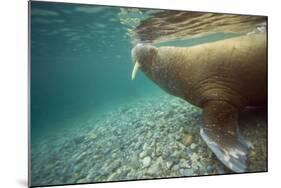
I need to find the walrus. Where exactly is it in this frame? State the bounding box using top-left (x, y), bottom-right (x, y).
top-left (131, 33), bottom-right (267, 173)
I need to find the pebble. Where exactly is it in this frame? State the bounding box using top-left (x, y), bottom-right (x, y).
top-left (147, 163), bottom-right (160, 176)
top-left (175, 134), bottom-right (181, 141)
top-left (171, 164), bottom-right (180, 171)
top-left (76, 178), bottom-right (88, 183)
top-left (180, 169), bottom-right (193, 176)
top-left (166, 161), bottom-right (174, 170)
top-left (190, 153), bottom-right (199, 163)
top-left (107, 160), bottom-right (121, 173)
top-left (142, 156), bottom-right (151, 168)
top-left (182, 126), bottom-right (192, 134)
top-left (107, 172), bottom-right (120, 181)
top-left (181, 133), bottom-right (193, 146)
top-left (139, 151), bottom-right (147, 159)
top-left (134, 142), bottom-right (142, 150)
top-left (207, 165), bottom-right (214, 173)
top-left (190, 143), bottom-right (197, 150)
top-left (75, 152), bottom-right (87, 163)
top-left (143, 143), bottom-right (149, 150)
top-left (89, 133), bottom-right (97, 140)
top-left (179, 159), bottom-right (190, 168)
top-left (155, 146), bottom-right (161, 157)
top-left (146, 131), bottom-right (152, 138)
top-left (147, 121), bottom-right (154, 126)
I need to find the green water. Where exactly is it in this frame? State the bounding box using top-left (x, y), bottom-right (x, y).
top-left (30, 2), bottom-right (238, 140)
top-left (31, 2), bottom-right (160, 139)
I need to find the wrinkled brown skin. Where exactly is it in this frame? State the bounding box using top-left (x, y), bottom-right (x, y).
top-left (131, 33), bottom-right (267, 172)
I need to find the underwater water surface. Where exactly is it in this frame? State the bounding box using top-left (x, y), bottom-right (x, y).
top-left (30, 1), bottom-right (267, 187)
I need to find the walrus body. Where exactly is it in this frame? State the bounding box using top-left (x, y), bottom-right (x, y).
top-left (131, 33), bottom-right (267, 172)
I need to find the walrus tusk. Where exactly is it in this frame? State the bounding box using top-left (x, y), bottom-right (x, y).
top-left (131, 61), bottom-right (141, 80)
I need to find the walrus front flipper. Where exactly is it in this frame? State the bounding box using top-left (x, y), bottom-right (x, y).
top-left (200, 100), bottom-right (250, 173)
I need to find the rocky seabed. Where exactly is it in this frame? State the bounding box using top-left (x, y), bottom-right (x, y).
top-left (31, 95), bottom-right (267, 186)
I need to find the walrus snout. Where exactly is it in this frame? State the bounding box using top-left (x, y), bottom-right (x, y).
top-left (131, 43), bottom-right (157, 80)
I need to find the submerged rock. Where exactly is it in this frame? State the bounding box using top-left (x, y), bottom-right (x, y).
top-left (147, 163), bottom-right (160, 176)
top-left (88, 133), bottom-right (98, 140)
top-left (76, 177), bottom-right (89, 184)
top-left (107, 172), bottom-right (120, 181)
top-left (171, 164), bottom-right (180, 171)
top-left (190, 143), bottom-right (197, 150)
top-left (155, 146), bottom-right (162, 157)
top-left (134, 142), bottom-right (143, 150)
top-left (107, 160), bottom-right (121, 173)
top-left (190, 153), bottom-right (199, 163)
top-left (142, 156), bottom-right (151, 168)
top-left (139, 151), bottom-right (147, 159)
top-left (142, 143), bottom-right (149, 150)
top-left (166, 161), bottom-right (174, 170)
top-left (181, 133), bottom-right (193, 146)
top-left (180, 169), bottom-right (193, 176)
top-left (179, 159), bottom-right (191, 168)
top-left (75, 151), bottom-right (87, 163)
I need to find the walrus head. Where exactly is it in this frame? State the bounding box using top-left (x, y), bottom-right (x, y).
top-left (131, 43), bottom-right (183, 98)
top-left (131, 43), bottom-right (158, 80)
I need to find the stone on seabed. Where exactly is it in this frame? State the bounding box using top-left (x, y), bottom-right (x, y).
top-left (181, 133), bottom-right (193, 146)
top-left (139, 151), bottom-right (147, 159)
top-left (142, 156), bottom-right (151, 167)
top-left (190, 143), bottom-right (197, 150)
top-left (147, 163), bottom-right (160, 176)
